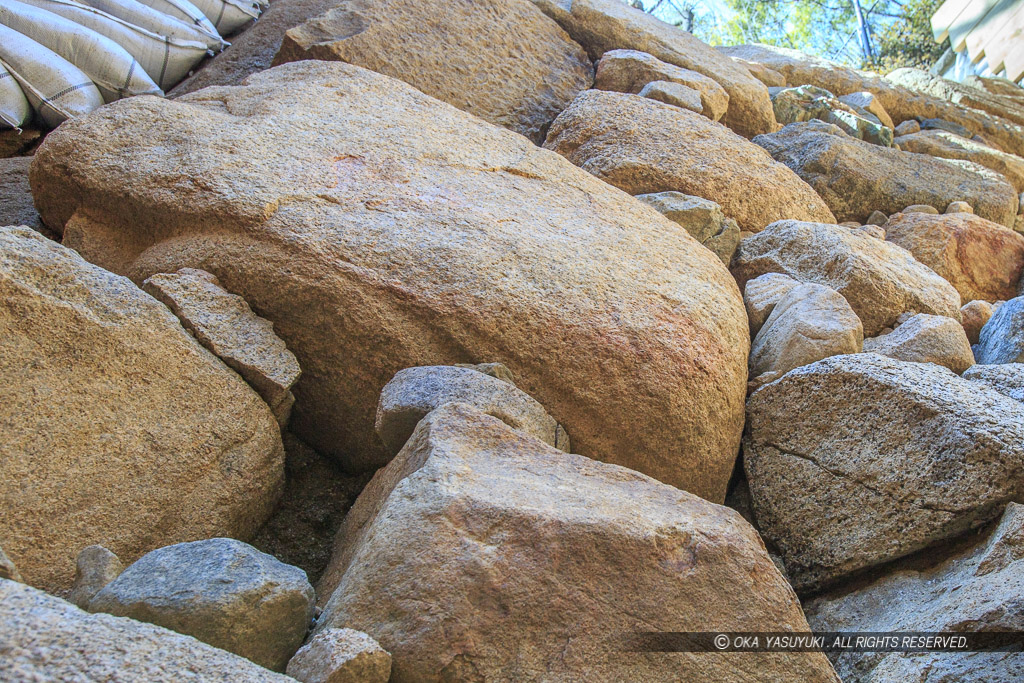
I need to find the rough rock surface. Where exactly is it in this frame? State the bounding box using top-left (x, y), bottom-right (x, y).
top-left (837, 91), bottom-right (894, 129)
top-left (89, 538), bottom-right (315, 671)
top-left (805, 503), bottom-right (1024, 682)
top-left (544, 90), bottom-right (835, 232)
top-left (287, 628), bottom-right (392, 683)
top-left (31, 61), bottom-right (749, 504)
top-left (143, 268), bottom-right (302, 426)
top-left (530, 0), bottom-right (776, 137)
top-left (68, 545), bottom-right (123, 609)
top-left (863, 313), bottom-right (974, 374)
top-left (754, 122), bottom-right (1019, 227)
top-left (0, 157), bottom-right (49, 238)
top-left (749, 283), bottom-right (863, 381)
top-left (886, 67), bottom-right (1024, 128)
top-left (745, 353), bottom-right (1024, 593)
top-left (883, 211), bottom-right (1024, 304)
top-left (635, 191), bottom-right (740, 264)
top-left (594, 48), bottom-right (728, 121)
top-left (0, 226), bottom-right (283, 591)
top-left (975, 296), bottom-right (1024, 364)
top-left (963, 364), bottom-right (1024, 403)
top-left (316, 403), bottom-right (839, 682)
top-left (895, 129), bottom-right (1024, 193)
top-left (961, 299), bottom-right (995, 344)
top-left (732, 220), bottom-right (962, 335)
top-left (0, 546), bottom-right (21, 582)
top-left (638, 80), bottom-right (702, 114)
top-left (375, 365), bottom-right (569, 456)
top-left (772, 85), bottom-right (891, 146)
top-left (0, 579), bottom-right (291, 681)
top-left (274, 0), bottom-right (594, 143)
top-left (743, 272), bottom-right (801, 336)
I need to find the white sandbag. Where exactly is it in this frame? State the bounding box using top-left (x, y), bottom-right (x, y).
top-left (0, 24), bottom-right (104, 128)
top-left (83, 0), bottom-right (225, 52)
top-left (0, 0), bottom-right (162, 103)
top-left (135, 0), bottom-right (225, 49)
top-left (0, 60), bottom-right (32, 128)
top-left (189, 0), bottom-right (259, 36)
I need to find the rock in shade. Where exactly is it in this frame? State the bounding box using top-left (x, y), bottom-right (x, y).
top-left (745, 353), bottom-right (1024, 593)
top-left (743, 272), bottom-right (801, 336)
top-left (771, 85), bottom-right (892, 146)
top-left (273, 0), bottom-right (593, 143)
top-left (287, 628), bottom-right (391, 683)
top-left (0, 226), bottom-right (283, 591)
top-left (753, 122), bottom-right (1019, 228)
top-left (883, 211), bottom-right (1024, 305)
top-left (961, 299), bottom-right (995, 344)
top-left (315, 403), bottom-right (839, 682)
top-left (863, 313), bottom-right (974, 374)
top-left (88, 538), bottom-right (315, 671)
top-left (0, 545), bottom-right (22, 582)
top-left (375, 365), bottom-right (569, 456)
top-left (865, 210), bottom-right (888, 226)
top-left (805, 503), bottom-right (1024, 682)
top-left (0, 579), bottom-right (291, 682)
top-left (638, 80), bottom-right (703, 115)
top-left (749, 283), bottom-right (863, 381)
top-left (732, 220), bottom-right (962, 336)
top-left (0, 157), bottom-right (50, 238)
top-left (31, 61), bottom-right (749, 503)
top-left (544, 90), bottom-right (835, 232)
top-left (975, 296), bottom-right (1024, 364)
top-left (634, 191), bottom-right (740, 264)
top-left (143, 268), bottom-right (302, 427)
top-left (594, 48), bottom-right (728, 121)
top-left (68, 545), bottom-right (122, 609)
top-left (963, 364), bottom-right (1024, 404)
top-left (529, 0), bottom-right (776, 137)
top-left (895, 129), bottom-right (1024, 193)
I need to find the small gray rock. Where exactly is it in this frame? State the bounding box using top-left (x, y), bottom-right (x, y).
top-left (894, 119), bottom-right (921, 136)
top-left (286, 628), bottom-right (391, 683)
top-left (963, 363), bottom-right (1024, 403)
top-left (88, 538), bottom-right (315, 671)
top-left (863, 313), bottom-right (974, 373)
top-left (68, 545), bottom-right (122, 609)
top-left (975, 296), bottom-right (1024, 364)
top-left (635, 191), bottom-right (740, 265)
top-left (742, 272), bottom-right (801, 336)
top-left (946, 200), bottom-right (974, 214)
top-left (865, 210), bottom-right (888, 226)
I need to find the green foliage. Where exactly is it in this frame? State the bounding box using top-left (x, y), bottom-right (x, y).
top-left (869, 0), bottom-right (950, 72)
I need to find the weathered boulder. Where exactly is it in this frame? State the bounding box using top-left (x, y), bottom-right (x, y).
top-left (895, 118), bottom-right (920, 136)
top-left (886, 67), bottom-right (1024, 128)
top-left (975, 296), bottom-right (1024, 364)
top-left (743, 272), bottom-right (801, 336)
top-left (89, 538), bottom-right (315, 671)
top-left (884, 211), bottom-right (1024, 305)
top-left (634, 191), bottom-right (740, 264)
top-left (753, 122), bottom-right (1019, 227)
top-left (544, 90), bottom-right (835, 232)
top-left (375, 365), bottom-right (569, 456)
top-left (316, 402), bottom-right (839, 682)
top-left (805, 503), bottom-right (1024, 682)
top-left (0, 157), bottom-right (49, 238)
top-left (863, 313), bottom-right (974, 374)
top-left (837, 90), bottom-right (894, 129)
top-left (963, 363), bottom-right (1024, 404)
top-left (745, 353), bottom-right (1024, 593)
top-left (594, 48), bottom-right (728, 121)
top-left (143, 268), bottom-right (302, 426)
top-left (287, 628), bottom-right (392, 683)
top-left (772, 85), bottom-right (891, 146)
top-left (529, 0), bottom-right (777, 137)
top-left (895, 128), bottom-right (1024, 193)
top-left (68, 545), bottom-right (123, 609)
top-left (637, 80), bottom-right (702, 114)
top-left (961, 299), bottom-right (995, 344)
top-left (749, 283), bottom-right (863, 381)
top-left (273, 0), bottom-right (593, 143)
top-left (947, 200), bottom-right (974, 213)
top-left (0, 226), bottom-right (283, 591)
top-left (729, 56), bottom-right (785, 87)
top-left (31, 61), bottom-right (749, 503)
top-left (0, 580), bottom-right (291, 681)
top-left (732, 220), bottom-right (962, 335)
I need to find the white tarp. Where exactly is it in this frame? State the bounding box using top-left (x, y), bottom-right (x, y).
top-left (0, 60), bottom-right (31, 128)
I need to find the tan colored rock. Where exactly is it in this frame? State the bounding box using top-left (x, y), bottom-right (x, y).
top-left (902, 203), bottom-right (939, 214)
top-left (895, 128), bottom-right (1024, 193)
top-left (947, 200), bottom-right (974, 213)
top-left (743, 272), bottom-right (801, 336)
top-left (854, 224), bottom-right (885, 240)
top-left (0, 580), bottom-right (291, 682)
top-left (961, 299), bottom-right (995, 344)
top-left (68, 546), bottom-right (122, 609)
top-left (963, 363), bottom-right (1024, 404)
top-left (732, 220), bottom-right (962, 336)
top-left (273, 0), bottom-right (593, 143)
top-left (287, 628), bottom-right (391, 683)
top-left (143, 268), bottom-right (301, 427)
top-left (745, 353), bottom-right (1024, 593)
top-left (886, 67), bottom-right (1024, 128)
top-left (0, 128), bottom-right (41, 158)
top-left (31, 61), bottom-right (749, 503)
top-left (544, 90), bottom-right (835, 232)
top-left (754, 122), bottom-right (1019, 228)
top-left (0, 545), bottom-right (22, 582)
top-left (317, 402), bottom-right (839, 682)
top-left (594, 48), bottom-right (728, 121)
top-left (529, 0), bottom-right (776, 137)
top-left (634, 190), bottom-right (740, 264)
top-left (727, 56), bottom-right (785, 88)
top-left (837, 91), bottom-right (894, 129)
top-left (805, 503), bottom-right (1024, 681)
top-left (884, 211), bottom-right (1024, 304)
top-left (0, 226), bottom-right (283, 591)
top-left (895, 119), bottom-right (920, 135)
top-left (863, 313), bottom-right (974, 373)
top-left (749, 283), bottom-right (863, 380)
top-left (865, 210), bottom-right (888, 226)
top-left (638, 80), bottom-right (702, 114)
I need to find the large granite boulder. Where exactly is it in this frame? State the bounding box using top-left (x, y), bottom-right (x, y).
top-left (886, 67), bottom-right (1024, 128)
top-left (530, 0), bottom-right (777, 137)
top-left (732, 220), bottom-right (962, 336)
top-left (273, 0), bottom-right (593, 143)
top-left (31, 61), bottom-right (749, 503)
top-left (543, 90), bottom-right (835, 232)
top-left (894, 128), bottom-right (1024, 193)
top-left (754, 122), bottom-right (1019, 227)
top-left (0, 226), bottom-right (284, 591)
top-left (315, 403), bottom-right (839, 682)
top-left (975, 296), bottom-right (1024, 364)
top-left (964, 363), bottom-right (1024, 404)
top-left (862, 313), bottom-right (974, 374)
top-left (745, 353), bottom-right (1024, 593)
